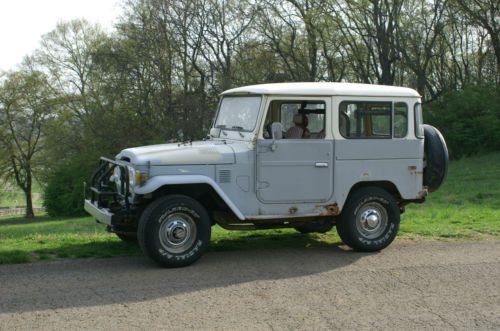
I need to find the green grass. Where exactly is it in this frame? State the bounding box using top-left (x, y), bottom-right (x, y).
top-left (0, 216), bottom-right (140, 264)
top-left (0, 152), bottom-right (499, 264)
top-left (399, 152), bottom-right (500, 238)
top-left (0, 215), bottom-right (339, 264)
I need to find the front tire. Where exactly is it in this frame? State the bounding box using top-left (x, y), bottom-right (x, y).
top-left (337, 187), bottom-right (400, 252)
top-left (138, 195), bottom-right (211, 267)
top-left (115, 232), bottom-right (138, 244)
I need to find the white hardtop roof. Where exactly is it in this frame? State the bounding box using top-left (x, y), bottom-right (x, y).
top-left (222, 82), bottom-right (420, 97)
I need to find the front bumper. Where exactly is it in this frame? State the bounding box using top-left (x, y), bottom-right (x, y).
top-left (84, 199), bottom-right (114, 226)
top-left (85, 156), bottom-right (131, 217)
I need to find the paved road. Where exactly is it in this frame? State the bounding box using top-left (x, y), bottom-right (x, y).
top-left (0, 240), bottom-right (499, 330)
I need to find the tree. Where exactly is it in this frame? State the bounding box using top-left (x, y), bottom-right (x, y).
top-left (397, 0), bottom-right (447, 100)
top-left (333, 0), bottom-right (403, 85)
top-left (200, 0), bottom-right (256, 91)
top-left (454, 0), bottom-right (500, 83)
top-left (163, 0), bottom-right (213, 137)
top-left (257, 0), bottom-right (347, 82)
top-left (37, 19), bottom-right (107, 120)
top-left (0, 71), bottom-right (53, 218)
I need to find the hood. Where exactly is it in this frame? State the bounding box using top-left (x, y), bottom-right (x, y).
top-left (117, 140), bottom-right (236, 165)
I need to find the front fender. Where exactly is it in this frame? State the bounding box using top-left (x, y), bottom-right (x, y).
top-left (134, 175), bottom-right (245, 220)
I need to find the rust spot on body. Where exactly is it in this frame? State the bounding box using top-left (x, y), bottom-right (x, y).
top-left (318, 203), bottom-right (340, 216)
top-left (417, 189), bottom-right (428, 199)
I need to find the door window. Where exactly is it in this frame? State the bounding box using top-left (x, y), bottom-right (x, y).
top-left (263, 100), bottom-right (326, 139)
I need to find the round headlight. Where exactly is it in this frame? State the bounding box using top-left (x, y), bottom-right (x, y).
top-left (127, 166), bottom-right (136, 187)
top-left (110, 167), bottom-right (123, 192)
top-left (112, 166), bottom-right (121, 180)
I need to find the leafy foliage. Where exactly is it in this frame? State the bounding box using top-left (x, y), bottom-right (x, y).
top-left (0, 71), bottom-right (53, 217)
top-left (2, 0), bottom-right (500, 217)
top-left (425, 85), bottom-right (500, 159)
top-left (43, 157), bottom-right (95, 217)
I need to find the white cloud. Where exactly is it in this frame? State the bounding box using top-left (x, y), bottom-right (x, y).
top-left (0, 0), bottom-right (121, 71)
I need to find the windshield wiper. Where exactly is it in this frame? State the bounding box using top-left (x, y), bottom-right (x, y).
top-left (214, 124), bottom-right (228, 136)
top-left (231, 126), bottom-right (245, 137)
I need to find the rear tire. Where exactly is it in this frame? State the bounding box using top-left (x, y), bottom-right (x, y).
top-left (138, 195), bottom-right (211, 267)
top-left (337, 187), bottom-right (400, 252)
top-left (294, 220), bottom-right (334, 234)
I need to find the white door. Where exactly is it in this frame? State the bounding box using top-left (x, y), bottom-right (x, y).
top-left (256, 97), bottom-right (333, 203)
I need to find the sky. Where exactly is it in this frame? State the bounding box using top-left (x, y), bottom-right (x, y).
top-left (0, 0), bottom-right (121, 71)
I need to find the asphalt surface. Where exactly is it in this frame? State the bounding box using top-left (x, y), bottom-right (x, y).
top-left (0, 240), bottom-right (499, 330)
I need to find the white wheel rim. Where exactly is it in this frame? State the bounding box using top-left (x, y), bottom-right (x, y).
top-left (158, 213), bottom-right (197, 254)
top-left (355, 202), bottom-right (388, 239)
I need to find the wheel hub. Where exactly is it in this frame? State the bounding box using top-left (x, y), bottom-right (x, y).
top-left (361, 210), bottom-right (381, 229)
top-left (173, 227), bottom-right (185, 240)
top-left (159, 213), bottom-right (197, 253)
top-left (167, 220), bottom-right (189, 244)
top-left (355, 203), bottom-right (388, 239)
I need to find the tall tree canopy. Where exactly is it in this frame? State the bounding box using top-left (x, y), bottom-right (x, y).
top-left (0, 71), bottom-right (53, 218)
top-left (1, 0), bottom-right (499, 216)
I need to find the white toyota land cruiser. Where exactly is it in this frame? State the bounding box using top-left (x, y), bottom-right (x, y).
top-left (84, 82), bottom-right (448, 267)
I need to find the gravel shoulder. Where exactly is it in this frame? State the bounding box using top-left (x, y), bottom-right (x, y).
top-left (0, 240), bottom-right (499, 330)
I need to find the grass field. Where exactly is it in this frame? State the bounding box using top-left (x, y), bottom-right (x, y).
top-left (0, 152), bottom-right (499, 264)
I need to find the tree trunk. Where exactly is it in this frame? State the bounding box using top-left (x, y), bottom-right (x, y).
top-left (24, 187), bottom-right (35, 219)
top-left (491, 34), bottom-right (500, 84)
top-left (221, 66), bottom-right (232, 92)
top-left (416, 73), bottom-right (427, 101)
top-left (199, 74), bottom-right (207, 132)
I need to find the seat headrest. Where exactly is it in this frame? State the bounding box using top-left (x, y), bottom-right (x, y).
top-left (293, 113), bottom-right (304, 125)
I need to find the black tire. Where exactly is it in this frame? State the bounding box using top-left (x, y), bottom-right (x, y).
top-left (423, 124), bottom-right (448, 192)
top-left (337, 187), bottom-right (400, 252)
top-left (294, 220), bottom-right (334, 234)
top-left (115, 232), bottom-right (138, 244)
top-left (138, 195), bottom-right (211, 268)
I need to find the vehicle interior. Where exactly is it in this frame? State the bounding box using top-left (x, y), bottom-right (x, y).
top-left (339, 101), bottom-right (408, 139)
top-left (263, 100), bottom-right (326, 139)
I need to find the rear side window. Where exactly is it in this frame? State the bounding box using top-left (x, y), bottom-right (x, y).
top-left (414, 103), bottom-right (424, 138)
top-left (394, 102), bottom-right (408, 138)
top-left (339, 101), bottom-right (392, 138)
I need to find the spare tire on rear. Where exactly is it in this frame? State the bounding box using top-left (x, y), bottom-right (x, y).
top-left (423, 124), bottom-right (448, 192)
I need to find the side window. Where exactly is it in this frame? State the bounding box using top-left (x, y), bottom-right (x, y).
top-left (264, 100), bottom-right (326, 139)
top-left (339, 101), bottom-right (392, 138)
top-left (414, 103), bottom-right (424, 138)
top-left (394, 102), bottom-right (408, 138)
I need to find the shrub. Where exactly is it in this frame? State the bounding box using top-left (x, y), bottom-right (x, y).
top-left (43, 157), bottom-right (95, 217)
top-left (424, 84), bottom-right (500, 159)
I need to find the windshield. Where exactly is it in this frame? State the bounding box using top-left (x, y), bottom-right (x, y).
top-left (214, 96), bottom-right (262, 132)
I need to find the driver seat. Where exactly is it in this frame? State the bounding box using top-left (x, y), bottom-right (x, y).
top-left (286, 113), bottom-right (305, 139)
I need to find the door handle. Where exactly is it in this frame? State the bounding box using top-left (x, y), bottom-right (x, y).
top-left (315, 162), bottom-right (328, 168)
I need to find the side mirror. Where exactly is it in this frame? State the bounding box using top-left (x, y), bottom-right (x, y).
top-left (209, 127), bottom-right (221, 138)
